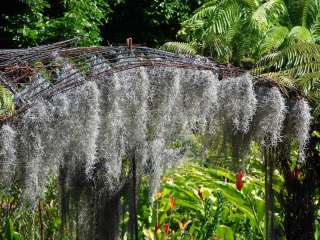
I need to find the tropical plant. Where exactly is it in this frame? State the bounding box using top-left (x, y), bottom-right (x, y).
top-left (139, 157), bottom-right (286, 240)
top-left (0, 178), bottom-right (66, 240)
top-left (161, 0), bottom-right (287, 64)
top-left (256, 41), bottom-right (320, 116)
top-left (2, 0), bottom-right (110, 47)
top-left (0, 218), bottom-right (23, 240)
top-left (0, 85), bottom-right (15, 119)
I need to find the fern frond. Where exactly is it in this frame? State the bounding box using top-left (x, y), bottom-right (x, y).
top-left (297, 71), bottom-right (320, 117)
top-left (204, 0), bottom-right (242, 35)
top-left (160, 42), bottom-right (198, 55)
top-left (302, 0), bottom-right (311, 26)
top-left (297, 71), bottom-right (320, 91)
top-left (286, 0), bottom-right (305, 25)
top-left (310, 11), bottom-right (320, 42)
top-left (258, 41), bottom-right (320, 76)
top-left (251, 0), bottom-right (286, 30)
top-left (243, 0), bottom-right (259, 9)
top-left (257, 41), bottom-right (320, 103)
top-left (202, 34), bottom-right (233, 63)
top-left (302, 0), bottom-right (320, 27)
top-left (0, 85), bottom-right (15, 117)
top-left (260, 71), bottom-right (296, 95)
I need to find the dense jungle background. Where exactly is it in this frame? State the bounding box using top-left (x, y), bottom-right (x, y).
top-left (0, 0), bottom-right (319, 239)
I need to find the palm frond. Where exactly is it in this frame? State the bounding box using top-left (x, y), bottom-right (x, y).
top-left (187, 5), bottom-right (218, 22)
top-left (186, 0), bottom-right (242, 35)
top-left (251, 5), bottom-right (268, 30)
top-left (160, 42), bottom-right (198, 55)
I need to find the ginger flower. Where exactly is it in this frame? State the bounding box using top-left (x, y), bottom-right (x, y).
top-left (163, 223), bottom-right (169, 236)
top-left (236, 169), bottom-right (244, 191)
top-left (169, 196), bottom-right (175, 209)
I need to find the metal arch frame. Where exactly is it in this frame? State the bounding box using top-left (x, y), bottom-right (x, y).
top-left (0, 40), bottom-right (299, 123)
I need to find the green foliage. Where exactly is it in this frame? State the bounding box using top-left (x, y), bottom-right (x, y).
top-left (256, 41), bottom-right (320, 116)
top-left (139, 156), bottom-right (285, 240)
top-left (3, 0), bottom-right (110, 47)
top-left (0, 85), bottom-right (15, 118)
top-left (162, 0), bottom-right (288, 64)
top-left (0, 178), bottom-right (66, 240)
top-left (160, 42), bottom-right (197, 55)
top-left (1, 218), bottom-right (23, 240)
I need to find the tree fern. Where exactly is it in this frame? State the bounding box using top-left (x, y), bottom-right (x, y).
top-left (171, 0), bottom-right (287, 64)
top-left (257, 41), bottom-right (320, 75)
top-left (256, 41), bottom-right (320, 118)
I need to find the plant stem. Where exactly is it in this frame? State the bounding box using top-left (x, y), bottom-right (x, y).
top-left (38, 199), bottom-right (44, 240)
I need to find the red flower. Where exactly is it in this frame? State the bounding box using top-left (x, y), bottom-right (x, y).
top-left (236, 169), bottom-right (244, 191)
top-left (163, 223), bottom-right (169, 235)
top-left (169, 196), bottom-right (175, 209)
top-left (293, 168), bottom-right (301, 178)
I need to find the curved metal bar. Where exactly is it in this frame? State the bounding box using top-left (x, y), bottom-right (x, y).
top-left (0, 40), bottom-right (300, 123)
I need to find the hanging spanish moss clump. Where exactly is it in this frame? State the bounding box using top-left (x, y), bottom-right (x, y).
top-left (0, 124), bottom-right (16, 187)
top-left (0, 44), bottom-right (311, 239)
top-left (284, 98), bottom-right (312, 163)
top-left (218, 73), bottom-right (257, 134)
top-left (253, 86), bottom-right (287, 146)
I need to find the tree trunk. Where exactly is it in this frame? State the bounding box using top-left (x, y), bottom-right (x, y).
top-left (95, 192), bottom-right (121, 240)
top-left (279, 123), bottom-right (320, 240)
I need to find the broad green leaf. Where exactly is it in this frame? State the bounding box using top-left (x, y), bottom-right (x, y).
top-left (215, 225), bottom-right (235, 240)
top-left (287, 26), bottom-right (313, 42)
